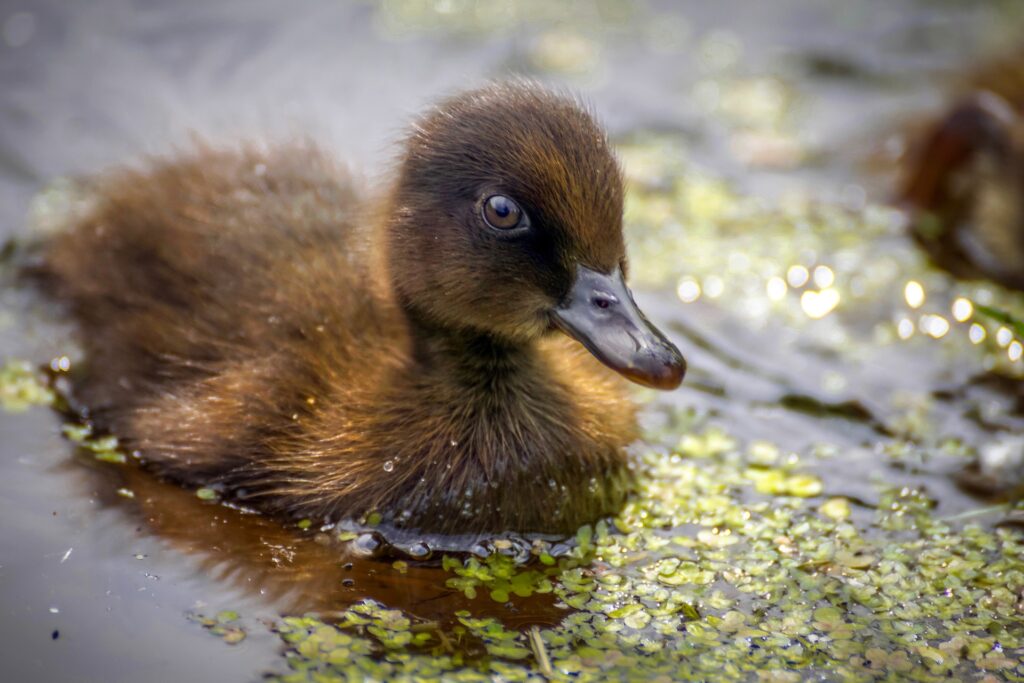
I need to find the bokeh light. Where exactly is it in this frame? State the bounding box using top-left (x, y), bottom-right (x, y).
top-left (904, 281), bottom-right (925, 309)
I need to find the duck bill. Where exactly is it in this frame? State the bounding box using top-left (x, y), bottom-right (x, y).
top-left (551, 266), bottom-right (686, 390)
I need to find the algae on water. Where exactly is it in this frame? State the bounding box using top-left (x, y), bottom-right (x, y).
top-left (0, 359), bottom-right (54, 412)
top-left (262, 426), bottom-right (1024, 682)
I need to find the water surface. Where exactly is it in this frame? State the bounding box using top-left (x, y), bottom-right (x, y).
top-left (2, 1), bottom-right (1024, 681)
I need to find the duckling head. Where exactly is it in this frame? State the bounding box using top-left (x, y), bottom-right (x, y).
top-left (386, 82), bottom-right (685, 390)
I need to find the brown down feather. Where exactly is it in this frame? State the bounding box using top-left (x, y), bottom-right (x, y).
top-left (37, 82), bottom-right (639, 535)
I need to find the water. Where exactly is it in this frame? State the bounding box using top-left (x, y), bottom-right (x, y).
top-left (2, 1), bottom-right (1023, 681)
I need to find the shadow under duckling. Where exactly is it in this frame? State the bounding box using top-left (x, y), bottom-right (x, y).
top-left (35, 83), bottom-right (686, 537)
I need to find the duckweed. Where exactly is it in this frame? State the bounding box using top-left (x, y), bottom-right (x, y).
top-left (819, 497), bottom-right (852, 521)
top-left (195, 487), bottom-right (219, 501)
top-left (443, 553), bottom-right (554, 602)
top-left (0, 359), bottom-right (54, 412)
top-left (188, 610), bottom-right (247, 646)
top-left (61, 422), bottom-right (128, 463)
top-left (249, 422), bottom-right (1023, 682)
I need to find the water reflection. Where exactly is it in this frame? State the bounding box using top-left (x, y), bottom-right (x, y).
top-left (79, 457), bottom-right (565, 628)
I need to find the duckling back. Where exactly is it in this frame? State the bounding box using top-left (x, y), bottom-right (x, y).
top-left (42, 145), bottom-right (403, 478)
top-left (45, 145), bottom-right (373, 407)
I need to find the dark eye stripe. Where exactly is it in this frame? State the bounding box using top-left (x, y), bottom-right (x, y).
top-left (482, 194), bottom-right (524, 230)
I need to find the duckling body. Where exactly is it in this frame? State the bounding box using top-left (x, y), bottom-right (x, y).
top-left (901, 54), bottom-right (1024, 290)
top-left (41, 84), bottom-right (685, 535)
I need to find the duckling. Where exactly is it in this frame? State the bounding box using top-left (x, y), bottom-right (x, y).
top-left (39, 83), bottom-right (686, 536)
top-left (900, 70), bottom-right (1024, 291)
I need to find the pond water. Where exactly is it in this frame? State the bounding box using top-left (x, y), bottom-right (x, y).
top-left (2, 1), bottom-right (1024, 681)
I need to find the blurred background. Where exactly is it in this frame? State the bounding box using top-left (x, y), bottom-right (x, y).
top-left (0, 0), bottom-right (1021, 212)
top-left (2, 1), bottom-right (1024, 682)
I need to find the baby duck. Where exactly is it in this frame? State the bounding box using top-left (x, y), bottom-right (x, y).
top-left (40, 83), bottom-right (686, 536)
top-left (900, 57), bottom-right (1024, 291)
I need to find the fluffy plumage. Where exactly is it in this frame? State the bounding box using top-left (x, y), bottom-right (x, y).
top-left (39, 83), bottom-right (645, 535)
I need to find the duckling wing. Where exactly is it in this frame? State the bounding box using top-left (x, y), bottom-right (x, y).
top-left (40, 143), bottom-right (388, 419)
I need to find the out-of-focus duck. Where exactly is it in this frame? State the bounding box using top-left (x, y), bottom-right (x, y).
top-left (38, 82), bottom-right (686, 536)
top-left (900, 50), bottom-right (1024, 291)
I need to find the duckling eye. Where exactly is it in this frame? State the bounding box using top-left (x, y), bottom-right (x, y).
top-left (482, 194), bottom-right (525, 230)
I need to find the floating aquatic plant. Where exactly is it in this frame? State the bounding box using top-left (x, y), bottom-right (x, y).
top-left (0, 359), bottom-right (54, 412)
top-left (61, 422), bottom-right (127, 464)
top-left (188, 610), bottom-right (247, 646)
top-left (253, 422), bottom-right (1023, 682)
